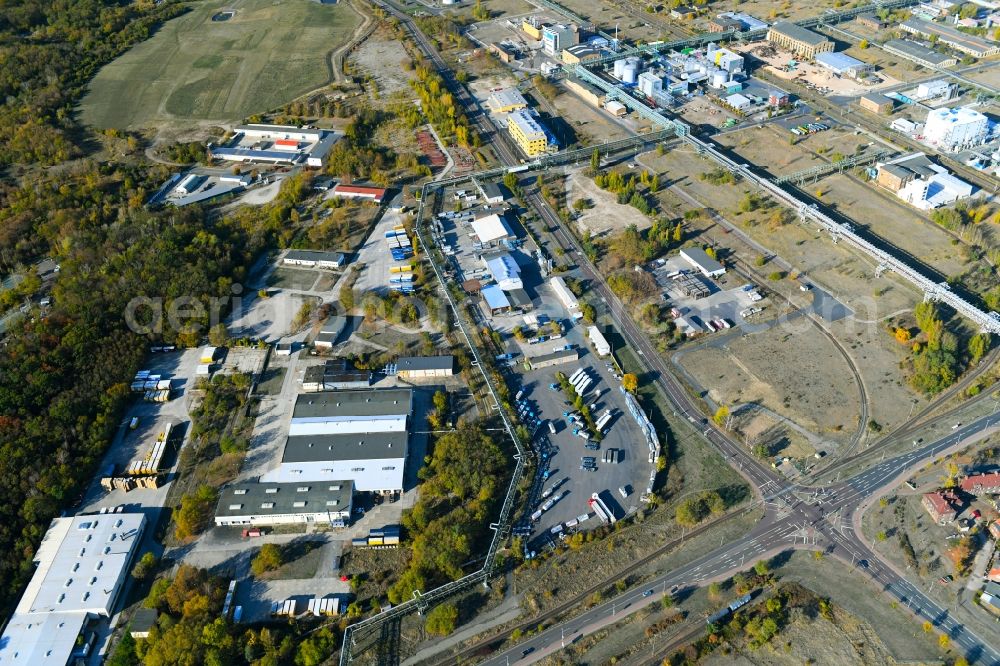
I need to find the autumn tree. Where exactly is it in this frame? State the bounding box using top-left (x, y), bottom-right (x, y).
top-left (425, 602), bottom-right (459, 636)
top-left (251, 543), bottom-right (285, 576)
top-left (622, 373), bottom-right (638, 393)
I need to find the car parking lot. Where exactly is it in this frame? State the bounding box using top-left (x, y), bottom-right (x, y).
top-left (491, 280), bottom-right (653, 549)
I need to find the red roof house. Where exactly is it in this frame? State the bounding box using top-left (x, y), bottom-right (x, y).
top-left (960, 472), bottom-right (1000, 495)
top-left (332, 184), bottom-right (387, 204)
top-left (921, 489), bottom-right (962, 523)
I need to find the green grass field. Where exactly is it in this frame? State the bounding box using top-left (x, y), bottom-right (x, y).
top-left (79, 0), bottom-right (359, 129)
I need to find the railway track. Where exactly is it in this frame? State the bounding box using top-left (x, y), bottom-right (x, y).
top-left (419, 505), bottom-right (751, 666)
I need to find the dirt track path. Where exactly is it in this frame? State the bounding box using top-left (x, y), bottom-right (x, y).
top-left (330, 0), bottom-right (376, 85)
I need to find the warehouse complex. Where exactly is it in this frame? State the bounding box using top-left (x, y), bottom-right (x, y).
top-left (0, 513), bottom-right (146, 665)
top-left (261, 389), bottom-right (412, 493)
top-left (209, 124), bottom-right (341, 167)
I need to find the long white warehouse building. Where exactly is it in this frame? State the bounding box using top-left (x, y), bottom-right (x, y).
top-left (550, 276), bottom-right (580, 316)
top-left (0, 512), bottom-right (146, 666)
top-left (262, 389), bottom-right (412, 493)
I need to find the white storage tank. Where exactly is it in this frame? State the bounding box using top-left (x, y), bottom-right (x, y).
top-left (710, 69), bottom-right (728, 89)
top-left (622, 63), bottom-right (638, 84)
top-left (613, 58), bottom-right (627, 79)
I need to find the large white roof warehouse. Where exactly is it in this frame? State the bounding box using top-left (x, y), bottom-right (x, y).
top-left (261, 389), bottom-right (413, 493)
top-left (0, 512), bottom-right (146, 666)
top-left (471, 213), bottom-right (515, 245)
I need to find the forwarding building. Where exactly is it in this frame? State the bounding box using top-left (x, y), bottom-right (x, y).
top-left (284, 250), bottom-right (346, 269)
top-left (471, 213), bottom-right (515, 244)
top-left (562, 44), bottom-right (601, 64)
top-left (477, 181), bottom-right (505, 204)
top-left (588, 326), bottom-right (611, 356)
top-left (680, 248), bottom-right (726, 278)
top-left (215, 481), bottom-right (353, 527)
top-left (814, 51), bottom-right (870, 78)
top-left (0, 513), bottom-right (146, 666)
top-left (484, 252), bottom-right (523, 290)
top-left (331, 184), bottom-right (387, 204)
top-left (507, 109), bottom-right (552, 157)
top-left (883, 39), bottom-right (958, 68)
top-left (396, 355), bottom-right (455, 378)
top-left (527, 348), bottom-right (579, 369)
top-left (487, 88), bottom-right (528, 114)
top-left (314, 316), bottom-right (347, 350)
top-left (924, 106), bottom-right (989, 151)
top-left (210, 125), bottom-right (341, 167)
top-left (900, 18), bottom-right (1000, 57)
top-left (261, 389), bottom-right (412, 492)
top-left (564, 75), bottom-right (607, 108)
top-left (766, 22), bottom-right (834, 58)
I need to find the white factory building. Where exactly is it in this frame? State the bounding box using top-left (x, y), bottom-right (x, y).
top-left (899, 171), bottom-right (975, 210)
top-left (706, 43), bottom-right (745, 75)
top-left (0, 512), bottom-right (146, 666)
top-left (542, 24), bottom-right (576, 55)
top-left (680, 247), bottom-right (726, 278)
top-left (549, 275), bottom-right (580, 317)
top-left (471, 212), bottom-right (516, 245)
top-left (923, 107), bottom-right (989, 151)
top-left (261, 389), bottom-right (412, 493)
top-left (638, 71), bottom-right (663, 98)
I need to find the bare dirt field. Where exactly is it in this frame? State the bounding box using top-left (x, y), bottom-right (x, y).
top-left (770, 552), bottom-right (947, 664)
top-left (566, 171), bottom-right (653, 236)
top-left (641, 145), bottom-right (924, 443)
top-left (452, 0), bottom-right (536, 20)
top-left (714, 123), bottom-right (870, 178)
top-left (679, 325), bottom-right (862, 446)
top-left (697, 0), bottom-right (841, 24)
top-left (824, 316), bottom-right (923, 436)
top-left (643, 145), bottom-right (922, 318)
top-left (552, 87), bottom-right (633, 144)
top-left (350, 28), bottom-right (416, 98)
top-left (817, 173), bottom-right (976, 280)
top-left (964, 64), bottom-right (1000, 91)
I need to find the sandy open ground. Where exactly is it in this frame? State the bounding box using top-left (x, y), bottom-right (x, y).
top-left (566, 171), bottom-right (653, 237)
